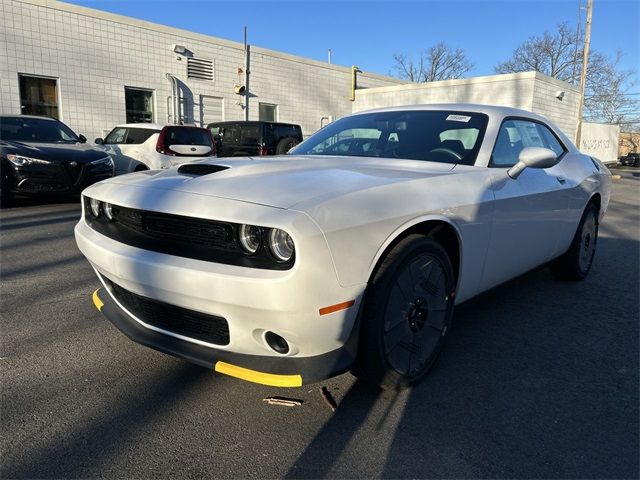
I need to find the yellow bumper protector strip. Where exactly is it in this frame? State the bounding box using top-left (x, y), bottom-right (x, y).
top-left (92, 289), bottom-right (104, 311)
top-left (214, 361), bottom-right (302, 387)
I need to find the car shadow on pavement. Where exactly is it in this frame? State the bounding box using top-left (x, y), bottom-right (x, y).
top-left (1, 363), bottom-right (211, 478)
top-left (285, 235), bottom-right (639, 479)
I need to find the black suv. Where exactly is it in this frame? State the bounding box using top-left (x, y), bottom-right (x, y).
top-left (1, 115), bottom-right (114, 204)
top-left (619, 152), bottom-right (640, 167)
top-left (207, 121), bottom-right (303, 158)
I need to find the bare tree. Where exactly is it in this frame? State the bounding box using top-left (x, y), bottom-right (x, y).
top-left (392, 43), bottom-right (473, 82)
top-left (495, 22), bottom-right (639, 125)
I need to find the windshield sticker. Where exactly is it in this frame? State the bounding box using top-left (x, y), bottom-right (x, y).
top-left (446, 114), bottom-right (471, 122)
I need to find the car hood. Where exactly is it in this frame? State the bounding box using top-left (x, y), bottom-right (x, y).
top-left (98, 155), bottom-right (456, 209)
top-left (0, 141), bottom-right (109, 163)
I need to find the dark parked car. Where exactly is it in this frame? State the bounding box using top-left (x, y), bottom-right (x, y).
top-left (207, 121), bottom-right (303, 157)
top-left (619, 152), bottom-right (640, 167)
top-left (0, 115), bottom-right (114, 204)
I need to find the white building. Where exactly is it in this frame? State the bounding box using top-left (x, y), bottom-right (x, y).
top-left (0, 0), bottom-right (402, 142)
top-left (353, 72), bottom-right (582, 140)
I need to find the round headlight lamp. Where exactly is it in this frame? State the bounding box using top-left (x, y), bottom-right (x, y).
top-left (89, 197), bottom-right (101, 218)
top-left (103, 202), bottom-right (114, 221)
top-left (268, 228), bottom-right (295, 262)
top-left (238, 224), bottom-right (262, 254)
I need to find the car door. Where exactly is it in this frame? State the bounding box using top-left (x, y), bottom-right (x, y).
top-left (102, 127), bottom-right (159, 173)
top-left (480, 118), bottom-right (571, 290)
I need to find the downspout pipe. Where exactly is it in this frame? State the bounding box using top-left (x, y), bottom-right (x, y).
top-left (166, 73), bottom-right (178, 124)
top-left (350, 66), bottom-right (362, 102)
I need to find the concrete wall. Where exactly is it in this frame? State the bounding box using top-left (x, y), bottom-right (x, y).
top-left (353, 72), bottom-right (580, 140)
top-left (580, 122), bottom-right (620, 163)
top-left (0, 0), bottom-right (402, 142)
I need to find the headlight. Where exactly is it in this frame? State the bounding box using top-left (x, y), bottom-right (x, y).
top-left (89, 198), bottom-right (101, 218)
top-left (103, 202), bottom-right (114, 221)
top-left (238, 224), bottom-right (262, 254)
top-left (90, 157), bottom-right (113, 167)
top-left (6, 154), bottom-right (48, 166)
top-left (268, 228), bottom-right (295, 262)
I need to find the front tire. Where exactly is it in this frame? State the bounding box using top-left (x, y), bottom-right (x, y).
top-left (354, 235), bottom-right (456, 390)
top-left (549, 202), bottom-right (599, 281)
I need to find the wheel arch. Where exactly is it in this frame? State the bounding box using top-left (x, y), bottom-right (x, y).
top-left (367, 216), bottom-right (463, 290)
top-left (588, 192), bottom-right (601, 211)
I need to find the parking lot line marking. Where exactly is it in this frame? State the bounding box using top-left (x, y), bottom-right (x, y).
top-left (92, 289), bottom-right (104, 311)
top-left (214, 361), bottom-right (302, 387)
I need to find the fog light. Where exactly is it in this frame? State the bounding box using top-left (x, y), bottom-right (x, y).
top-left (89, 198), bottom-right (101, 217)
top-left (265, 331), bottom-right (289, 355)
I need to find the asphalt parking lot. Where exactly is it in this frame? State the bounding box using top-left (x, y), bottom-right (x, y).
top-left (1, 170), bottom-right (638, 479)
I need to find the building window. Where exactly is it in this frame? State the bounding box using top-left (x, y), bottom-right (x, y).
top-left (259, 103), bottom-right (278, 122)
top-left (19, 74), bottom-right (59, 118)
top-left (125, 87), bottom-right (154, 123)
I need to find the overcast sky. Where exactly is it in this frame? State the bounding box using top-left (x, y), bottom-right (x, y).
top-left (68, 0), bottom-right (639, 85)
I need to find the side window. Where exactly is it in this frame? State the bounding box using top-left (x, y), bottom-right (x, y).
top-left (491, 121), bottom-right (521, 167)
top-left (536, 124), bottom-right (566, 158)
top-left (104, 127), bottom-right (127, 144)
top-left (125, 128), bottom-right (158, 144)
top-left (491, 119), bottom-right (562, 167)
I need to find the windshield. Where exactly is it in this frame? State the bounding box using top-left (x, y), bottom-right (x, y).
top-left (0, 117), bottom-right (79, 143)
top-left (291, 110), bottom-right (488, 165)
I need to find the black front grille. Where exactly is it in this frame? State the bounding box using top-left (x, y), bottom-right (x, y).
top-left (63, 162), bottom-right (84, 184)
top-left (115, 208), bottom-right (235, 250)
top-left (107, 279), bottom-right (230, 346)
top-left (84, 200), bottom-right (294, 270)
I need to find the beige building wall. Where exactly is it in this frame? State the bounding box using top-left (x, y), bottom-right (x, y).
top-left (0, 0), bottom-right (402, 142)
top-left (353, 72), bottom-right (580, 139)
top-left (580, 122), bottom-right (620, 163)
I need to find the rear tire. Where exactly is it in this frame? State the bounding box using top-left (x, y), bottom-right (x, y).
top-left (275, 137), bottom-right (298, 155)
top-left (549, 202), bottom-right (599, 281)
top-left (354, 235), bottom-right (456, 390)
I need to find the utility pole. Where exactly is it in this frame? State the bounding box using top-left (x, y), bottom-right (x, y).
top-left (575, 0), bottom-right (593, 149)
top-left (244, 26), bottom-right (250, 121)
top-left (327, 48), bottom-right (332, 64)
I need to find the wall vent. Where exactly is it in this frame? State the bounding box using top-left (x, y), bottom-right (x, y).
top-left (187, 57), bottom-right (214, 81)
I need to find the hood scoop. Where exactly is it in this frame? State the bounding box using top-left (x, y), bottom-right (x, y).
top-left (178, 164), bottom-right (229, 176)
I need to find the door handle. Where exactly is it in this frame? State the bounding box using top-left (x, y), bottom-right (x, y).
top-left (556, 176), bottom-right (566, 184)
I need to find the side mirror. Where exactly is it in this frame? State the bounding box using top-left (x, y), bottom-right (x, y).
top-left (94, 138), bottom-right (104, 145)
top-left (78, 134), bottom-right (87, 143)
top-left (508, 147), bottom-right (559, 179)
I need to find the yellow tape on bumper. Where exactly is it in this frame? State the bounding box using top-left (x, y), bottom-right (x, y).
top-left (92, 289), bottom-right (104, 311)
top-left (214, 361), bottom-right (302, 387)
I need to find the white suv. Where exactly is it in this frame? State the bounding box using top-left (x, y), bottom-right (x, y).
top-left (95, 124), bottom-right (216, 175)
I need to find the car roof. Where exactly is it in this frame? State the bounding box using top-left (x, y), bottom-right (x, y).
top-left (0, 114), bottom-right (59, 121)
top-left (112, 123), bottom-right (210, 130)
top-left (206, 121), bottom-right (300, 127)
top-left (355, 103), bottom-right (552, 121)
top-left (112, 123), bottom-right (164, 130)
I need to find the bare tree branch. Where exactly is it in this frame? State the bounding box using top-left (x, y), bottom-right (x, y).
top-left (392, 43), bottom-right (473, 83)
top-left (495, 22), bottom-right (639, 127)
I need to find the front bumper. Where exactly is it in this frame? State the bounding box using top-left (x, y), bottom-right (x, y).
top-left (92, 287), bottom-right (357, 386)
top-left (2, 159), bottom-right (113, 195)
